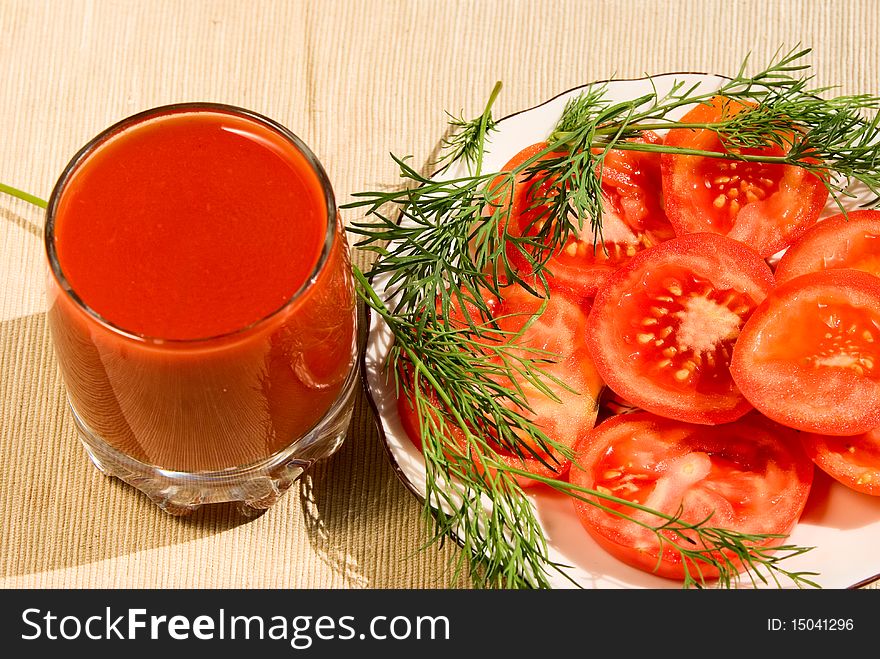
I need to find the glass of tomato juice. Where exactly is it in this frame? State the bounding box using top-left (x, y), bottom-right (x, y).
top-left (44, 103), bottom-right (358, 514)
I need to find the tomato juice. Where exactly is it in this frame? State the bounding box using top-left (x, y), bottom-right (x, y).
top-left (45, 105), bottom-right (356, 500)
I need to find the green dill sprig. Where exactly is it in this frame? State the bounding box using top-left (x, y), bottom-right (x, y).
top-left (358, 271), bottom-right (569, 588)
top-left (436, 81), bottom-right (502, 174)
top-left (346, 47), bottom-right (867, 589)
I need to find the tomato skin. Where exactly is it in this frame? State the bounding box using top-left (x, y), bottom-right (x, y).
top-left (801, 427), bottom-right (880, 496)
top-left (775, 210), bottom-right (880, 283)
top-left (731, 269), bottom-right (880, 435)
top-left (498, 135), bottom-right (672, 299)
top-left (661, 96), bottom-right (828, 258)
top-left (586, 232), bottom-right (775, 425)
top-left (397, 286), bottom-right (603, 487)
top-left (569, 412), bottom-right (814, 581)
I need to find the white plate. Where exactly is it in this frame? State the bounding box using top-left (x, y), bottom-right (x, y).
top-left (362, 73), bottom-right (880, 589)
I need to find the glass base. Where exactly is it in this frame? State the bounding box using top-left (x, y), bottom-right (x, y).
top-left (70, 362), bottom-right (359, 515)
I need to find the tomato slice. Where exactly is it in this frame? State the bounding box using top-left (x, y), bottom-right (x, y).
top-left (498, 134), bottom-right (673, 299)
top-left (586, 232), bottom-right (775, 424)
top-left (661, 96), bottom-right (828, 258)
top-left (775, 209), bottom-right (880, 283)
top-left (731, 269), bottom-right (880, 435)
top-left (569, 412), bottom-right (814, 581)
top-left (800, 427), bottom-right (880, 496)
top-left (397, 285), bottom-right (603, 487)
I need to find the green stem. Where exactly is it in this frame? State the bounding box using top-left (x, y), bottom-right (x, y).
top-left (474, 81), bottom-right (502, 178)
top-left (590, 120), bottom-right (750, 135)
top-left (603, 141), bottom-right (792, 164)
top-left (0, 182), bottom-right (47, 209)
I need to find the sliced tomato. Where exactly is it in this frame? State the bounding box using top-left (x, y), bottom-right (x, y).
top-left (569, 412), bottom-right (814, 581)
top-left (775, 209), bottom-right (880, 283)
top-left (586, 232), bottom-right (775, 424)
top-left (661, 96), bottom-right (828, 258)
top-left (731, 269), bottom-right (880, 435)
top-left (801, 427), bottom-right (880, 496)
top-left (497, 134), bottom-right (673, 299)
top-left (397, 285), bottom-right (603, 487)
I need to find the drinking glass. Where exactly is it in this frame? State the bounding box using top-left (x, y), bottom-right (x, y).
top-left (44, 104), bottom-right (358, 514)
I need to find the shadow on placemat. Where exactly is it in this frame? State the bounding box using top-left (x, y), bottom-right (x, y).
top-left (298, 388), bottom-right (471, 589)
top-left (0, 312), bottom-right (251, 578)
top-left (0, 205), bottom-right (41, 240)
top-left (296, 297), bottom-right (471, 588)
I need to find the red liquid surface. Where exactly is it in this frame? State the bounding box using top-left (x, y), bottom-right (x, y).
top-left (48, 108), bottom-right (356, 472)
top-left (55, 111), bottom-right (326, 340)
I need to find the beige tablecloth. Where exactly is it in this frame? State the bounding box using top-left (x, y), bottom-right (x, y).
top-left (1, 0), bottom-right (878, 588)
